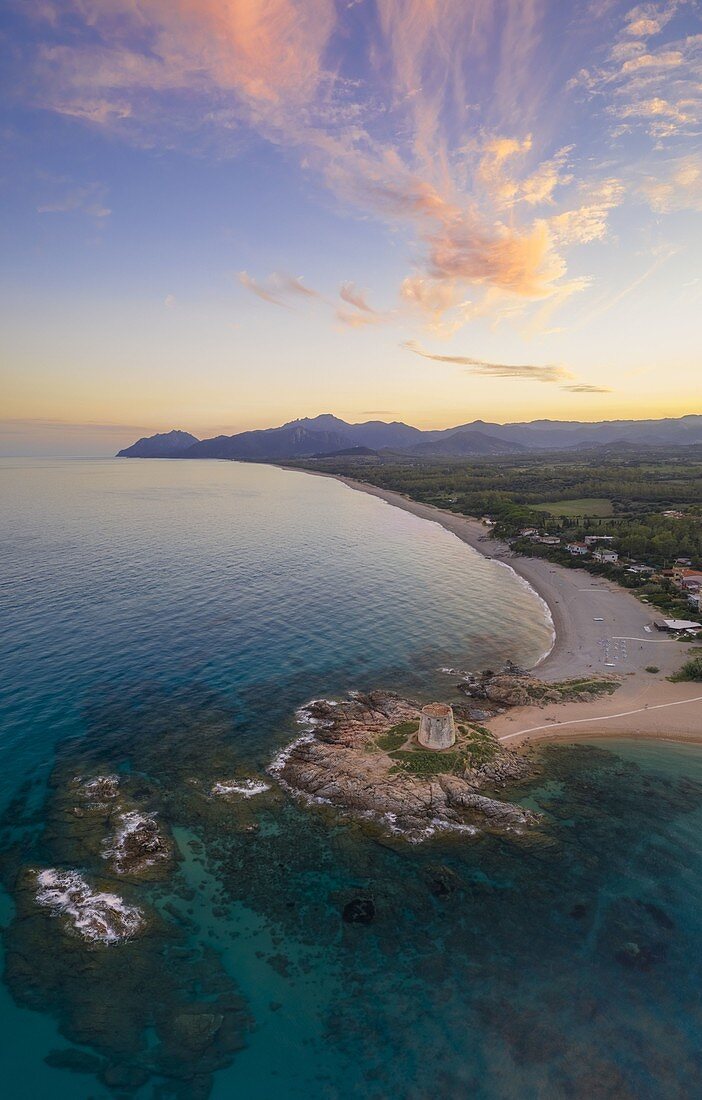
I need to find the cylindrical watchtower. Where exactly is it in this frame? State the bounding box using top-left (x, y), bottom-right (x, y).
top-left (418, 703), bottom-right (456, 750)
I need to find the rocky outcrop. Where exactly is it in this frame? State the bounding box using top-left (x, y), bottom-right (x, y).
top-left (457, 668), bottom-right (619, 708)
top-left (34, 868), bottom-right (145, 944)
top-left (103, 811), bottom-right (172, 876)
top-left (269, 691), bottom-right (539, 841)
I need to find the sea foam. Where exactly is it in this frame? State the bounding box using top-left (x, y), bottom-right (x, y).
top-left (35, 868), bottom-right (144, 944)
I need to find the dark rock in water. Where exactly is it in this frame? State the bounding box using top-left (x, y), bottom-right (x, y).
top-left (615, 941), bottom-right (664, 970)
top-left (598, 895), bottom-right (673, 972)
top-left (44, 1048), bottom-right (105, 1074)
top-left (643, 901), bottom-right (675, 929)
top-left (100, 1060), bottom-right (150, 1090)
top-left (170, 1011), bottom-right (224, 1053)
top-left (343, 897), bottom-right (375, 924)
top-left (425, 865), bottom-right (460, 899)
top-left (104, 811), bottom-right (173, 877)
top-left (569, 903), bottom-right (588, 919)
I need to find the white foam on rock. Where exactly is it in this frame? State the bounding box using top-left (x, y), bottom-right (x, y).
top-left (103, 811), bottom-right (168, 873)
top-left (35, 869), bottom-right (144, 944)
top-left (267, 697), bottom-right (334, 781)
top-left (76, 774), bottom-right (120, 805)
top-left (212, 779), bottom-right (271, 798)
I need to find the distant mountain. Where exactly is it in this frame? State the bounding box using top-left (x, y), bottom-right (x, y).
top-left (437, 415), bottom-right (702, 450)
top-left (117, 430), bottom-right (199, 458)
top-left (410, 430), bottom-right (525, 456)
top-left (180, 424), bottom-right (351, 460)
top-left (117, 414), bottom-right (702, 462)
top-left (284, 414), bottom-right (427, 450)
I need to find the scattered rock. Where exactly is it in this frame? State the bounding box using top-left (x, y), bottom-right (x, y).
top-left (343, 897), bottom-right (376, 924)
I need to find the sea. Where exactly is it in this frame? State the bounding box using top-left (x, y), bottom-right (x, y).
top-left (1, 456), bottom-right (701, 1099)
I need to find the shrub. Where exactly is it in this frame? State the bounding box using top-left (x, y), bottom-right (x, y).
top-left (669, 657), bottom-right (702, 683)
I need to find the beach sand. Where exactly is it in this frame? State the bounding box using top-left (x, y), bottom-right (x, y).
top-left (316, 473), bottom-right (702, 750)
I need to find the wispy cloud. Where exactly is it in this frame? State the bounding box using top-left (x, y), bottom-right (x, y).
top-left (238, 271), bottom-right (289, 307)
top-left (562, 383), bottom-right (613, 393)
top-left (402, 340), bottom-right (574, 384)
top-left (639, 154), bottom-right (702, 211)
top-left (19, 0), bottom-right (701, 344)
top-left (37, 180), bottom-right (111, 219)
top-left (339, 282), bottom-right (377, 313)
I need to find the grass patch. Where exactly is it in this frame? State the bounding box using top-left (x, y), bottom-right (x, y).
top-left (550, 678), bottom-right (619, 700)
top-left (375, 721), bottom-right (419, 752)
top-left (534, 498), bottom-right (614, 518)
top-left (390, 749), bottom-right (467, 777)
top-left (668, 657), bottom-right (702, 682)
top-left (389, 723), bottom-right (500, 775)
top-left (645, 665), bottom-right (660, 674)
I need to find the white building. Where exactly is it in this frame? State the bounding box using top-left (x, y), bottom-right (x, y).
top-left (594, 548), bottom-right (618, 564)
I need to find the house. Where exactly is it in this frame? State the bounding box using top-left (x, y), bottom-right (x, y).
top-left (534, 535), bottom-right (561, 546)
top-left (627, 564), bottom-right (654, 575)
top-left (664, 511), bottom-right (684, 519)
top-left (566, 542), bottom-right (589, 556)
top-left (520, 528), bottom-right (538, 537)
top-left (594, 548), bottom-right (618, 564)
top-left (661, 618), bottom-right (701, 634)
top-left (584, 535), bottom-right (616, 545)
top-left (688, 592), bottom-right (701, 612)
top-left (673, 567), bottom-right (702, 589)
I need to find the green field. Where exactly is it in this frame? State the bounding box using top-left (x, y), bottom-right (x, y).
top-left (535, 498), bottom-right (614, 517)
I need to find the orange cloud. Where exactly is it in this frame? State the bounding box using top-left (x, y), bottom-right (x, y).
top-left (28, 0), bottom-right (648, 339)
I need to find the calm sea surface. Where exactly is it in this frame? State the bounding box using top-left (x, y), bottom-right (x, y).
top-left (1, 458), bottom-right (701, 1098)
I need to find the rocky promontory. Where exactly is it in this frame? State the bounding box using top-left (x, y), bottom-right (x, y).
top-left (269, 691), bottom-right (541, 841)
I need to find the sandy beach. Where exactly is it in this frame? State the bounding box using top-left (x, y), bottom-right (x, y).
top-left (319, 473), bottom-right (702, 750)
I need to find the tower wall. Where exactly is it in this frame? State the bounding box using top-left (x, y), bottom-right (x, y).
top-left (418, 703), bottom-right (456, 750)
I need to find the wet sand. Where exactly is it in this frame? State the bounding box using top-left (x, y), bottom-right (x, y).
top-left (308, 472), bottom-right (702, 750)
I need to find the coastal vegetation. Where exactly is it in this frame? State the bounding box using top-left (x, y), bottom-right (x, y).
top-left (669, 655), bottom-right (702, 682)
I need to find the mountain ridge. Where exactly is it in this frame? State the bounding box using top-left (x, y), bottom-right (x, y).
top-left (116, 414), bottom-right (702, 461)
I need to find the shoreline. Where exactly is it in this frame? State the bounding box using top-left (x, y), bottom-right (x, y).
top-left (288, 467), bottom-right (702, 750)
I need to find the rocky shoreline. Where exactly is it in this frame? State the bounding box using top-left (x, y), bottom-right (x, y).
top-left (269, 690), bottom-right (541, 841)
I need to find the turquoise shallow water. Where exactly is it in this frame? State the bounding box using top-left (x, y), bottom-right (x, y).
top-left (1, 458), bottom-right (702, 1098)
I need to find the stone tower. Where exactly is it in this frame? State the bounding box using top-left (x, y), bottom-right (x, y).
top-left (418, 703), bottom-right (456, 750)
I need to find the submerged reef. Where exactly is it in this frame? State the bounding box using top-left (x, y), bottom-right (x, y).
top-left (0, 687), bottom-right (259, 1098)
top-left (269, 690), bottom-right (540, 840)
top-left (4, 681), bottom-right (702, 1098)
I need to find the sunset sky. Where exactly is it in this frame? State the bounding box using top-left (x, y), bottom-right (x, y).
top-left (2, 0), bottom-right (701, 455)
